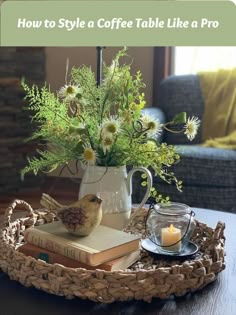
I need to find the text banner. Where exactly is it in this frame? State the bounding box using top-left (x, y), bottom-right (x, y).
top-left (1, 1), bottom-right (236, 46)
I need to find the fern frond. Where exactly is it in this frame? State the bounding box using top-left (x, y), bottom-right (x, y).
top-left (21, 149), bottom-right (75, 177)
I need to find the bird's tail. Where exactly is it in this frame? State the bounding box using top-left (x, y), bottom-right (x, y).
top-left (40, 193), bottom-right (63, 212)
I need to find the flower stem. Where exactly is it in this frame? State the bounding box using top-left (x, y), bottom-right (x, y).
top-left (163, 121), bottom-right (184, 134)
top-left (100, 60), bottom-right (117, 123)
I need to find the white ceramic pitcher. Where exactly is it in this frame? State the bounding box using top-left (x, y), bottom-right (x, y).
top-left (79, 165), bottom-right (152, 230)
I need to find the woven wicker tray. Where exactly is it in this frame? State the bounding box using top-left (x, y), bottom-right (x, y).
top-left (0, 200), bottom-right (225, 303)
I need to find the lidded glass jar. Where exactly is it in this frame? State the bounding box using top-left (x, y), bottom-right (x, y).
top-left (146, 202), bottom-right (195, 255)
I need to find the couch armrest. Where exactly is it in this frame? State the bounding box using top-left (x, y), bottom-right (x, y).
top-left (142, 107), bottom-right (166, 124)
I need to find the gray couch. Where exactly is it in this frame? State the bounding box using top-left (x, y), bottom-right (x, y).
top-left (134, 75), bottom-right (236, 213)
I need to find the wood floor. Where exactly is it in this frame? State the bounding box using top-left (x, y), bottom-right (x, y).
top-left (0, 177), bottom-right (80, 214)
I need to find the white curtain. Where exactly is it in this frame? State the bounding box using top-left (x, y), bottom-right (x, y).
top-left (174, 47), bottom-right (236, 75)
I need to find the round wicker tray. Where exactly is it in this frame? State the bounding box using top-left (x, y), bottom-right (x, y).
top-left (0, 200), bottom-right (225, 303)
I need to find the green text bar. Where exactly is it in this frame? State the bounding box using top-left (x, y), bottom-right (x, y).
top-left (1, 1), bottom-right (236, 46)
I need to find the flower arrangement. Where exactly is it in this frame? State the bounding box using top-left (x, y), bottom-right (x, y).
top-left (22, 48), bottom-right (200, 202)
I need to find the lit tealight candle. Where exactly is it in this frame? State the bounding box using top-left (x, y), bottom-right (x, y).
top-left (161, 224), bottom-right (181, 252)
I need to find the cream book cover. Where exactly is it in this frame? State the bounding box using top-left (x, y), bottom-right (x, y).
top-left (24, 221), bottom-right (140, 266)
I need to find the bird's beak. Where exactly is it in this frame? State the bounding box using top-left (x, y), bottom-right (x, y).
top-left (96, 197), bottom-right (102, 204)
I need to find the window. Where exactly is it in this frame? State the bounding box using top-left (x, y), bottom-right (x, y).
top-left (174, 47), bottom-right (236, 75)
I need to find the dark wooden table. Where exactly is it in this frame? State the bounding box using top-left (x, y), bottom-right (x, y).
top-left (0, 207), bottom-right (235, 315)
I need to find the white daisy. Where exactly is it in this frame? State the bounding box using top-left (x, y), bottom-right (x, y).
top-left (101, 134), bottom-right (114, 154)
top-left (102, 117), bottom-right (121, 135)
top-left (184, 116), bottom-right (200, 141)
top-left (140, 114), bottom-right (162, 137)
top-left (81, 147), bottom-right (97, 165)
top-left (58, 84), bottom-right (80, 102)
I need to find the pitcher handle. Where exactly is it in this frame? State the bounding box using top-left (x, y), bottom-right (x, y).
top-left (127, 167), bottom-right (153, 212)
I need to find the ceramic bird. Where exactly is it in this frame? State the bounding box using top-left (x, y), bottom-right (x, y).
top-left (40, 193), bottom-right (103, 236)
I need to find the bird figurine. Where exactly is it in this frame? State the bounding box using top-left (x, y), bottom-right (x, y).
top-left (40, 193), bottom-right (103, 236)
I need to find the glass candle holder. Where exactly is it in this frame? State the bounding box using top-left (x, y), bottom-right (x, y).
top-left (146, 202), bottom-right (195, 255)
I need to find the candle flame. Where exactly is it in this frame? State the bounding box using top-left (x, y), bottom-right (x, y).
top-left (168, 224), bottom-right (175, 233)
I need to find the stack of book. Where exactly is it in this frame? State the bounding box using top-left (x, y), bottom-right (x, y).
top-left (19, 221), bottom-right (140, 271)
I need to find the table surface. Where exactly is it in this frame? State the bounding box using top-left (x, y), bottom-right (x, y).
top-left (0, 207), bottom-right (236, 315)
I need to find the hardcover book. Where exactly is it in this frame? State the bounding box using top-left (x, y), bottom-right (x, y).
top-left (18, 243), bottom-right (140, 271)
top-left (24, 221), bottom-right (140, 266)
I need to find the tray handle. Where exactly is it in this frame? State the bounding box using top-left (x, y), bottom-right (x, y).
top-left (3, 199), bottom-right (35, 227)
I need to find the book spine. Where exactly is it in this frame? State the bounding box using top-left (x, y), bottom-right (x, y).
top-left (19, 244), bottom-right (111, 270)
top-left (24, 229), bottom-right (90, 264)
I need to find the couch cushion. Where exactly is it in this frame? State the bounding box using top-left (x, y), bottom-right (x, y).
top-left (131, 144), bottom-right (236, 212)
top-left (131, 171), bottom-right (236, 213)
top-left (170, 145), bottom-right (236, 187)
top-left (159, 75), bottom-right (204, 145)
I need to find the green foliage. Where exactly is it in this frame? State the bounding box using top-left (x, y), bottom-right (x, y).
top-left (173, 112), bottom-right (187, 124)
top-left (22, 48), bottom-right (199, 203)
